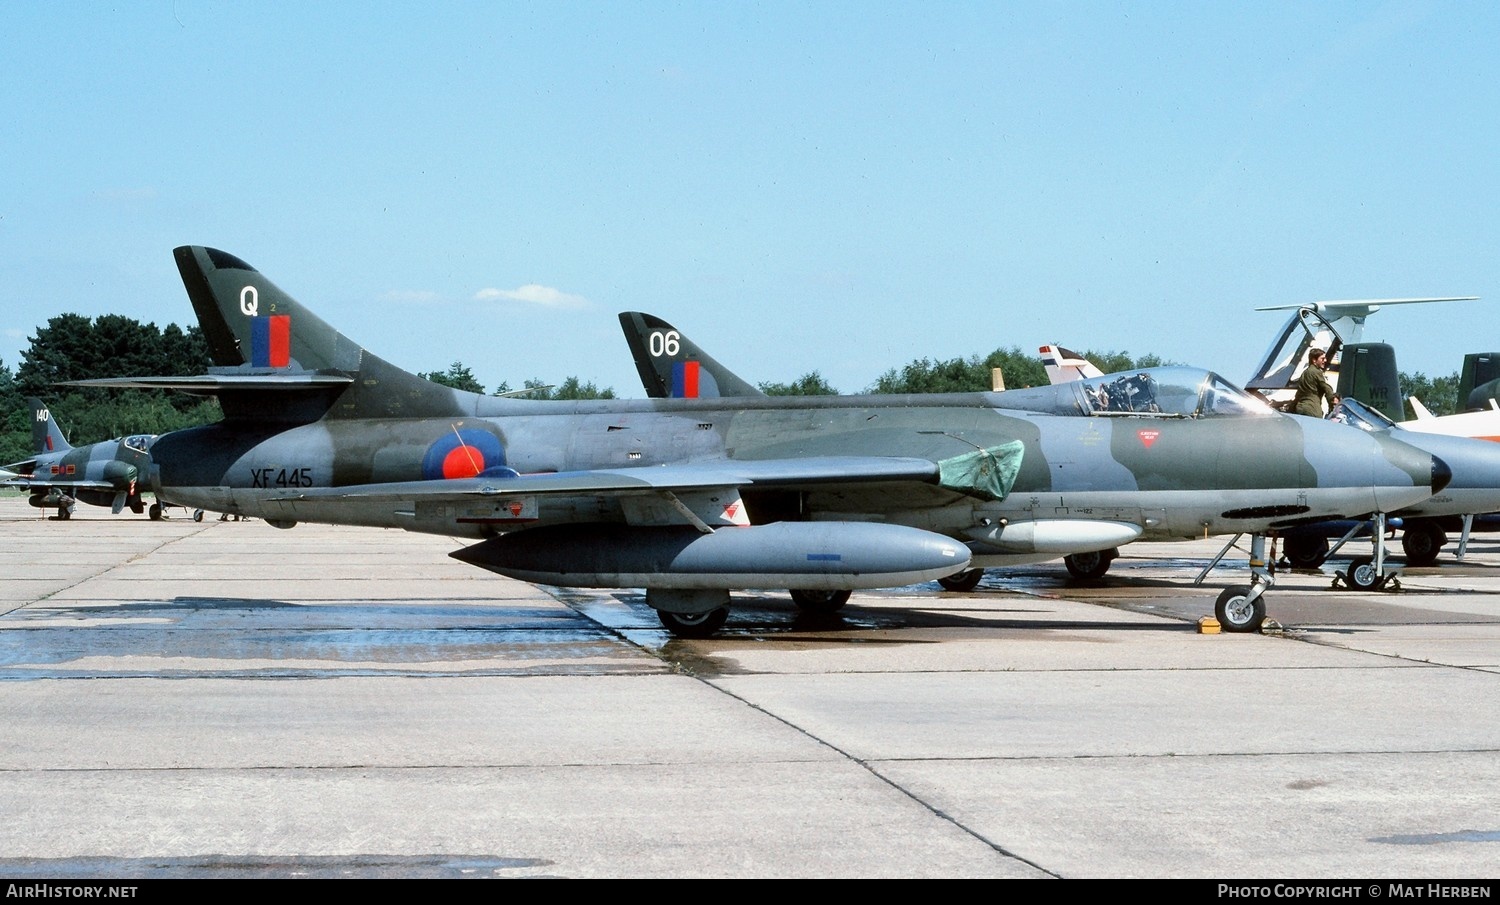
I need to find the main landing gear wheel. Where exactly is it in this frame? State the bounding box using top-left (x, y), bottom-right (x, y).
top-left (1064, 548), bottom-right (1115, 579)
top-left (789, 589), bottom-right (852, 612)
top-left (937, 569), bottom-right (983, 592)
top-left (657, 607), bottom-right (729, 638)
top-left (1343, 556), bottom-right (1384, 591)
top-left (192, 509), bottom-right (205, 522)
top-left (1283, 535), bottom-right (1329, 569)
top-left (148, 502), bottom-right (163, 521)
top-left (1214, 586), bottom-right (1266, 633)
top-left (1399, 523), bottom-right (1446, 567)
top-left (57, 506), bottom-right (71, 521)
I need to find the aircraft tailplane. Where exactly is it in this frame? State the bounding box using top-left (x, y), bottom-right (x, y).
top-left (1038, 344), bottom-right (1104, 385)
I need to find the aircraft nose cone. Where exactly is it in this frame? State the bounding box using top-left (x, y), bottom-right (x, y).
top-left (1431, 455), bottom-right (1452, 494)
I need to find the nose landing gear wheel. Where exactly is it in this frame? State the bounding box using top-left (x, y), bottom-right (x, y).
top-left (1215, 586), bottom-right (1266, 633)
top-left (1342, 556), bottom-right (1384, 591)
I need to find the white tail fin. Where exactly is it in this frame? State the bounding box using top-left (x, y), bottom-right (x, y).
top-left (1038, 344), bottom-right (1104, 385)
top-left (1409, 396), bottom-right (1435, 420)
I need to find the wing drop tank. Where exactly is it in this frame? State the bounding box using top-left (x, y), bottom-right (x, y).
top-left (450, 521), bottom-right (972, 590)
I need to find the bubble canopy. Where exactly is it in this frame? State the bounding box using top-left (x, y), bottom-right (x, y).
top-left (995, 367), bottom-right (1277, 419)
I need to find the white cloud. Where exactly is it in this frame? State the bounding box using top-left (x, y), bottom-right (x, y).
top-left (475, 284), bottom-right (589, 309)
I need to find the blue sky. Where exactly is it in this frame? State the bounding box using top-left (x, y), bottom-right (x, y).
top-left (5, 1), bottom-right (1498, 397)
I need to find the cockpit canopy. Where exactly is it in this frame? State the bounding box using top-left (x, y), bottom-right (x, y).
top-left (1326, 398), bottom-right (1399, 433)
top-left (996, 367), bottom-right (1276, 419)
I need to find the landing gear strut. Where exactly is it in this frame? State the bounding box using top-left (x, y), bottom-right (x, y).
top-left (1332, 513), bottom-right (1401, 591)
top-left (1202, 533), bottom-right (1273, 633)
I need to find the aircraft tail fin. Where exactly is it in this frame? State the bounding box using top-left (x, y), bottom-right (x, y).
top-left (1038, 344), bottom-right (1104, 385)
top-left (172, 246), bottom-right (473, 420)
top-left (1334, 343), bottom-right (1401, 416)
top-left (1409, 396), bottom-right (1435, 420)
top-left (1458, 352), bottom-right (1500, 411)
top-left (27, 397), bottom-right (70, 454)
top-left (618, 312), bottom-right (765, 399)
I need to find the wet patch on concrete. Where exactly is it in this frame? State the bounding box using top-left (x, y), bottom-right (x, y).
top-left (0, 852), bottom-right (554, 878)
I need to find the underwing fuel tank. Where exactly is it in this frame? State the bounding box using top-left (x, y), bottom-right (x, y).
top-left (450, 521), bottom-right (972, 590)
top-left (966, 519), bottom-right (1143, 554)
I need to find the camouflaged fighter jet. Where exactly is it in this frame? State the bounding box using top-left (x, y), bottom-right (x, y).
top-left (70, 247), bottom-right (1449, 637)
top-left (2, 397), bottom-right (163, 519)
top-left (619, 312), bottom-right (1482, 593)
top-left (1037, 340), bottom-right (1500, 588)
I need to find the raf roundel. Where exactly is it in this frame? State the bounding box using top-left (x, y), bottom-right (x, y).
top-left (421, 428), bottom-right (506, 480)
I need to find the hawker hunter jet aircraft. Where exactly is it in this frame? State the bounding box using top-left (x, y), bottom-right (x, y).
top-left (2, 397), bottom-right (162, 519)
top-left (1273, 397), bottom-right (1500, 582)
top-left (72, 247), bottom-right (1448, 636)
top-left (1241, 300), bottom-right (1500, 567)
top-left (1041, 341), bottom-right (1500, 580)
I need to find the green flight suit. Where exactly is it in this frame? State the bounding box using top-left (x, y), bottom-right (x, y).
top-left (1293, 363), bottom-right (1337, 417)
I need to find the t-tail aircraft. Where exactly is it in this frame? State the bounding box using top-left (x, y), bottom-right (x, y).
top-left (1039, 344), bottom-right (1105, 385)
top-left (2, 397), bottom-right (162, 519)
top-left (1245, 297), bottom-right (1477, 414)
top-left (70, 247), bottom-right (1448, 636)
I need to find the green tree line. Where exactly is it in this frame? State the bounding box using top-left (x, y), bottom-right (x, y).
top-left (0, 314), bottom-right (1469, 467)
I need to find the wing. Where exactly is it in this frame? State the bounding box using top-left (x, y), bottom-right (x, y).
top-left (243, 456), bottom-right (944, 531)
top-left (264, 456), bottom-right (943, 502)
top-left (63, 373), bottom-right (355, 395)
top-left (2, 475), bottom-right (118, 491)
top-left (237, 447), bottom-right (1021, 530)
